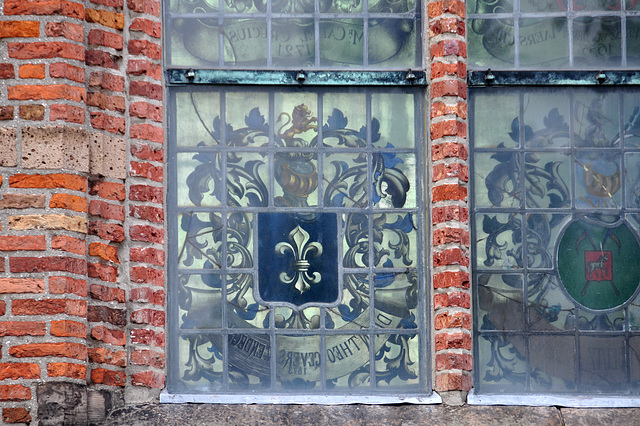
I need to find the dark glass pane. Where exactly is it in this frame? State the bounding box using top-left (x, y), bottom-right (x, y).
top-left (529, 335), bottom-right (576, 392)
top-left (476, 273), bottom-right (524, 331)
top-left (579, 336), bottom-right (627, 391)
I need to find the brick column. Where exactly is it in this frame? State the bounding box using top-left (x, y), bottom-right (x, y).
top-left (125, 0), bottom-right (166, 396)
top-left (427, 0), bottom-right (472, 399)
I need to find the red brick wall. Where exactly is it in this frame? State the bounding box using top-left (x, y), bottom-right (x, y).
top-left (0, 0), bottom-right (474, 421)
top-left (0, 0), bottom-right (163, 421)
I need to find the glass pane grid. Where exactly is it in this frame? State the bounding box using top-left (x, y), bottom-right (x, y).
top-left (165, 0), bottom-right (421, 68)
top-left (472, 87), bottom-right (640, 395)
top-left (468, 0), bottom-right (639, 69)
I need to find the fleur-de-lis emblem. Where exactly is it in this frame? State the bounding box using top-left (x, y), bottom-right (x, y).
top-left (275, 225), bottom-right (323, 294)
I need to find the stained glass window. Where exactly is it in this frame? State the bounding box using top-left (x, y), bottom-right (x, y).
top-left (164, 0), bottom-right (432, 401)
top-left (469, 0), bottom-right (640, 398)
top-left (472, 87), bottom-right (640, 395)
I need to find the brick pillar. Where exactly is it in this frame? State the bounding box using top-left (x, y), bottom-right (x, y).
top-left (427, 0), bottom-right (472, 398)
top-left (125, 0), bottom-right (166, 398)
top-left (0, 0), bottom-right (164, 421)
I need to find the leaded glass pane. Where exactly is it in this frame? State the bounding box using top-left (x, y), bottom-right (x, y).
top-left (468, 0), bottom-right (639, 69)
top-left (473, 87), bottom-right (640, 396)
top-left (169, 86), bottom-right (427, 395)
top-left (165, 0), bottom-right (421, 68)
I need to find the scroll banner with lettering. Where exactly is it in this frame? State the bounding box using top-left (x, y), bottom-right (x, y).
top-left (227, 308), bottom-right (405, 381)
top-left (470, 0), bottom-right (640, 66)
top-left (185, 284), bottom-right (416, 381)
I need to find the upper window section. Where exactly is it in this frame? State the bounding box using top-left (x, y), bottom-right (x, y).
top-left (468, 0), bottom-right (640, 69)
top-left (165, 0), bottom-right (421, 69)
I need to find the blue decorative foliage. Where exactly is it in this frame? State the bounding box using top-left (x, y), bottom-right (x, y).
top-left (356, 118), bottom-right (381, 143)
top-left (245, 107), bottom-right (269, 132)
top-left (381, 143), bottom-right (403, 168)
top-left (206, 342), bottom-right (223, 359)
top-left (235, 303), bottom-right (259, 320)
top-left (384, 213), bottom-right (413, 233)
top-left (508, 117), bottom-right (533, 142)
top-left (375, 343), bottom-right (391, 360)
top-left (325, 312), bottom-right (335, 329)
top-left (324, 108), bottom-right (348, 131)
top-left (212, 116), bottom-right (234, 141)
top-left (202, 272), bottom-right (222, 288)
top-left (338, 303), bottom-right (363, 321)
top-left (374, 260), bottom-right (395, 288)
top-left (400, 313), bottom-right (417, 329)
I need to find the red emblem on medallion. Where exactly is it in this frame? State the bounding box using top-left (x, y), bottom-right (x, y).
top-left (584, 251), bottom-right (612, 281)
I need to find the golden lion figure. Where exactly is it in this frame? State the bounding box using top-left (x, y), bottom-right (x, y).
top-left (277, 104), bottom-right (318, 140)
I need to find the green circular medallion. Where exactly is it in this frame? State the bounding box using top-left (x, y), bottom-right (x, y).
top-left (557, 219), bottom-right (640, 311)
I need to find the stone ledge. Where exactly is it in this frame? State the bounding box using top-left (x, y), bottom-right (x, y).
top-left (105, 403), bottom-right (570, 425)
